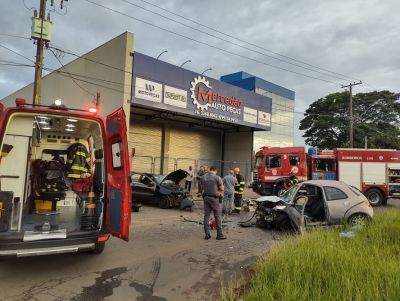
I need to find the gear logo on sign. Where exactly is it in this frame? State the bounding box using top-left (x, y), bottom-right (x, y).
top-left (190, 76), bottom-right (212, 111)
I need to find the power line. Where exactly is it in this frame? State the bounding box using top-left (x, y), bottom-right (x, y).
top-left (137, 0), bottom-right (359, 82)
top-left (48, 45), bottom-right (133, 75)
top-left (123, 0), bottom-right (352, 82)
top-left (48, 47), bottom-right (96, 97)
top-left (0, 33), bottom-right (31, 40)
top-left (82, 0), bottom-right (341, 85)
top-left (0, 43), bottom-right (35, 63)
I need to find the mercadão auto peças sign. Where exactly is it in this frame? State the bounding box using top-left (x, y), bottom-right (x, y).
top-left (132, 52), bottom-right (272, 130)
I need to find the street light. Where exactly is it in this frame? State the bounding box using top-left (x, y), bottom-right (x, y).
top-left (201, 67), bottom-right (212, 75)
top-left (156, 50), bottom-right (168, 60)
top-left (179, 60), bottom-right (191, 68)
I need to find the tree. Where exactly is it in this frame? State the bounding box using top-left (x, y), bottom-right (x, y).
top-left (299, 90), bottom-right (400, 149)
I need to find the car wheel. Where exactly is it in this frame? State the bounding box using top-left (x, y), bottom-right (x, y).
top-left (158, 196), bottom-right (170, 209)
top-left (275, 214), bottom-right (292, 231)
top-left (365, 188), bottom-right (384, 206)
top-left (348, 213), bottom-right (369, 227)
top-left (91, 242), bottom-right (105, 254)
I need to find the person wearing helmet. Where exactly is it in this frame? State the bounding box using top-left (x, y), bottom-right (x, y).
top-left (233, 167), bottom-right (245, 213)
top-left (285, 170), bottom-right (299, 189)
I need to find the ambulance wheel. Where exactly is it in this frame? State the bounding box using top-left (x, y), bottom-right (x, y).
top-left (159, 196), bottom-right (171, 209)
top-left (92, 242), bottom-right (105, 254)
top-left (365, 188), bottom-right (383, 206)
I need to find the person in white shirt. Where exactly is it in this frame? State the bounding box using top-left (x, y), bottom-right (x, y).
top-left (185, 166), bottom-right (194, 192)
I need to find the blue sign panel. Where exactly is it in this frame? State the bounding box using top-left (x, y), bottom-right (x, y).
top-left (132, 52), bottom-right (272, 130)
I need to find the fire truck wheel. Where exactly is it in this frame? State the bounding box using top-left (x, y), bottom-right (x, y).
top-left (276, 214), bottom-right (293, 231)
top-left (365, 188), bottom-right (384, 206)
top-left (92, 242), bottom-right (105, 254)
top-left (159, 196), bottom-right (171, 209)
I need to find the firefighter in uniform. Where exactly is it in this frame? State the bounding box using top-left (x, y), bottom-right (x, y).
top-left (66, 143), bottom-right (91, 179)
top-left (284, 171), bottom-right (299, 190)
top-left (233, 167), bottom-right (245, 213)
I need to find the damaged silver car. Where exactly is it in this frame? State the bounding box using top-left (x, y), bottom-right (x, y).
top-left (248, 180), bottom-right (373, 232)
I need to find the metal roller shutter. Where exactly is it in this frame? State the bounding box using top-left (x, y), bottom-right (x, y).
top-left (168, 126), bottom-right (222, 173)
top-left (129, 120), bottom-right (161, 173)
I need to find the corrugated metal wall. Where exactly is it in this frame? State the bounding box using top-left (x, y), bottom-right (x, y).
top-left (129, 118), bottom-right (223, 174)
top-left (129, 120), bottom-right (161, 173)
top-left (166, 126), bottom-right (222, 173)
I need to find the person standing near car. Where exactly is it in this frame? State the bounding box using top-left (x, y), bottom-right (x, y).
top-left (200, 166), bottom-right (226, 240)
top-left (185, 166), bottom-right (194, 193)
top-left (196, 165), bottom-right (205, 197)
top-left (222, 170), bottom-right (238, 215)
top-left (233, 167), bottom-right (245, 213)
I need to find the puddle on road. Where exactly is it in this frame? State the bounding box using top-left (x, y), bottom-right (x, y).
top-left (71, 267), bottom-right (127, 301)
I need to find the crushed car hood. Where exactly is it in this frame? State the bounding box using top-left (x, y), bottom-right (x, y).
top-left (161, 169), bottom-right (188, 185)
top-left (256, 195), bottom-right (284, 203)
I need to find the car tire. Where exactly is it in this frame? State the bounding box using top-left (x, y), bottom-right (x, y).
top-left (348, 213), bottom-right (370, 227)
top-left (275, 214), bottom-right (292, 231)
top-left (365, 188), bottom-right (384, 206)
top-left (158, 196), bottom-right (170, 209)
top-left (92, 242), bottom-right (105, 254)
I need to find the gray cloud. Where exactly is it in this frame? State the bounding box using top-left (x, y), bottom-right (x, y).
top-left (1, 0), bottom-right (399, 145)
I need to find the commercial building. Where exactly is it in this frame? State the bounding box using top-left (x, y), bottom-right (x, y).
top-left (221, 72), bottom-right (295, 149)
top-left (1, 32), bottom-right (294, 181)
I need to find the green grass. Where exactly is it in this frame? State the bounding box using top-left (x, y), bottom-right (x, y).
top-left (223, 211), bottom-right (400, 301)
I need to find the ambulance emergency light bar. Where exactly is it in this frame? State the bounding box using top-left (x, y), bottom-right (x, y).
top-left (15, 98), bottom-right (97, 114)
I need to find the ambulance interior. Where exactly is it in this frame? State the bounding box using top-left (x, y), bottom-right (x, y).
top-left (0, 113), bottom-right (105, 238)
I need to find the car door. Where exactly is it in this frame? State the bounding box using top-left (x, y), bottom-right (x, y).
top-left (132, 174), bottom-right (156, 201)
top-left (323, 186), bottom-right (351, 225)
top-left (105, 108), bottom-right (131, 241)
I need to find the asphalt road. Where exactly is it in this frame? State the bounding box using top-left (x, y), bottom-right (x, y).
top-left (0, 192), bottom-right (398, 301)
top-left (0, 199), bottom-right (280, 301)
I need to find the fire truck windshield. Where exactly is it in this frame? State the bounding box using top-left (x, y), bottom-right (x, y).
top-left (255, 156), bottom-right (263, 169)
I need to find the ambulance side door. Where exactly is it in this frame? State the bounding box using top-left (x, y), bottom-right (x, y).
top-left (105, 108), bottom-right (131, 241)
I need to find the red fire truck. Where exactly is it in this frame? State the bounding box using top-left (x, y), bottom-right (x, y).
top-left (0, 99), bottom-right (131, 257)
top-left (252, 146), bottom-right (400, 206)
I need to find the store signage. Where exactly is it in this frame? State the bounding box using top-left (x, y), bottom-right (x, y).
top-left (135, 77), bottom-right (162, 103)
top-left (243, 107), bottom-right (258, 124)
top-left (190, 76), bottom-right (242, 122)
top-left (132, 53), bottom-right (272, 130)
top-left (164, 85), bottom-right (187, 108)
top-left (258, 111), bottom-right (271, 127)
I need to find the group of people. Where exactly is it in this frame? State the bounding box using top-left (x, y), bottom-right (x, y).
top-left (191, 165), bottom-right (245, 240)
top-left (184, 165), bottom-right (298, 240)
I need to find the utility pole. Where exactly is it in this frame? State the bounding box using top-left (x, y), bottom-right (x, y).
top-left (32, 0), bottom-right (47, 106)
top-left (342, 81), bottom-right (362, 148)
top-left (31, 0), bottom-right (66, 105)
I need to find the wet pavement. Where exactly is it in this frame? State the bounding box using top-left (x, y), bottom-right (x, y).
top-left (0, 190), bottom-right (281, 301)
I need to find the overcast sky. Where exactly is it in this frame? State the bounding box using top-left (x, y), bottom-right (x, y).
top-left (1, 0), bottom-right (399, 145)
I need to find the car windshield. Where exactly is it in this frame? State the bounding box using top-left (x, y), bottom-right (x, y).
top-left (280, 185), bottom-right (299, 203)
top-left (153, 174), bottom-right (166, 184)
